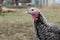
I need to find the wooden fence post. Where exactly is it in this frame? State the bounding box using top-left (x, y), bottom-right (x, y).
top-left (0, 0), bottom-right (3, 13)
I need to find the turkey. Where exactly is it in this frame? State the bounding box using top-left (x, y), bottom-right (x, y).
top-left (27, 7), bottom-right (60, 40)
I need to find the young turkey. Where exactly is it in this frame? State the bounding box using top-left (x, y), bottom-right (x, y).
top-left (27, 7), bottom-right (60, 40)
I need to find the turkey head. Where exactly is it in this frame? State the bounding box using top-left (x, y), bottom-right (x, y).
top-left (27, 7), bottom-right (41, 20)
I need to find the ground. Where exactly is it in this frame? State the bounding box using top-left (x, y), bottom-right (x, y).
top-left (0, 8), bottom-right (60, 40)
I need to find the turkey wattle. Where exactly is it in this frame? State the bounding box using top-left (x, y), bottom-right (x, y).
top-left (27, 7), bottom-right (60, 40)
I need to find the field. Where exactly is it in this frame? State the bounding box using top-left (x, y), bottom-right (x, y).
top-left (0, 8), bottom-right (60, 40)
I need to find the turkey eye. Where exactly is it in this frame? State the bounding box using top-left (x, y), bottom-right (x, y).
top-left (31, 9), bottom-right (34, 11)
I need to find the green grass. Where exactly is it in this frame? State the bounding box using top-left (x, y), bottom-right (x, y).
top-left (0, 9), bottom-right (60, 40)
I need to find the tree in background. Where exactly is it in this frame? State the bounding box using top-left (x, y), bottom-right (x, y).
top-left (15, 0), bottom-right (19, 6)
top-left (3, 0), bottom-right (9, 6)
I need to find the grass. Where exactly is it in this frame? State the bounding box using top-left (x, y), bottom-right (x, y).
top-left (0, 8), bottom-right (60, 40)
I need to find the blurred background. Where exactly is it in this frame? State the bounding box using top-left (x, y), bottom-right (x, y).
top-left (0, 0), bottom-right (60, 40)
top-left (2, 0), bottom-right (60, 8)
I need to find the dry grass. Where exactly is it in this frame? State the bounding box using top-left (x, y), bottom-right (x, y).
top-left (0, 8), bottom-right (60, 40)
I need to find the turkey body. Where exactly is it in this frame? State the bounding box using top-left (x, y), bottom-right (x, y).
top-left (27, 7), bottom-right (60, 40)
top-left (34, 15), bottom-right (60, 40)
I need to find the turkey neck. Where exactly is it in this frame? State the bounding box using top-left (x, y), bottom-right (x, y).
top-left (34, 14), bottom-right (48, 27)
top-left (34, 14), bottom-right (48, 40)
